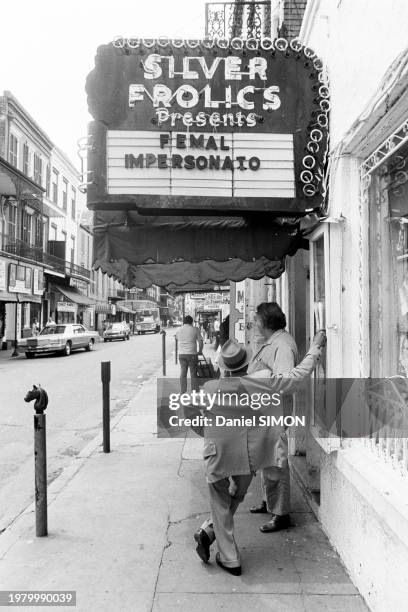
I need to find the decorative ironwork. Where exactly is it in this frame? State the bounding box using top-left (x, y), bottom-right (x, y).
top-left (1, 237), bottom-right (91, 280)
top-left (360, 118), bottom-right (408, 179)
top-left (206, 1), bottom-right (272, 39)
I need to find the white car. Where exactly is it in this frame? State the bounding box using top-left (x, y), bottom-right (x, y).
top-left (24, 324), bottom-right (99, 358)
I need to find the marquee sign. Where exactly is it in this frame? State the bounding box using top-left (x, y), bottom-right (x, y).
top-left (86, 37), bottom-right (329, 214)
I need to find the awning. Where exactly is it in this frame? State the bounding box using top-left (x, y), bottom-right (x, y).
top-left (51, 284), bottom-right (95, 306)
top-left (116, 304), bottom-right (135, 314)
top-left (94, 256), bottom-right (285, 289)
top-left (93, 210), bottom-right (302, 267)
top-left (92, 209), bottom-right (304, 287)
top-left (0, 291), bottom-right (42, 304)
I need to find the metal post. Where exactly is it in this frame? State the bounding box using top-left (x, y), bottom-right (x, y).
top-left (101, 361), bottom-right (111, 453)
top-left (175, 336), bottom-right (178, 364)
top-left (34, 412), bottom-right (48, 536)
top-left (161, 330), bottom-right (166, 376)
top-left (11, 302), bottom-right (19, 357)
top-left (25, 385), bottom-right (49, 537)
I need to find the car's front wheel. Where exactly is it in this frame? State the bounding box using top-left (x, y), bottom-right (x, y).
top-left (25, 352), bottom-right (35, 359)
top-left (62, 342), bottom-right (71, 356)
top-left (85, 339), bottom-right (94, 351)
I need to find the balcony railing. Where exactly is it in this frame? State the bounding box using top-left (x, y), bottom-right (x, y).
top-left (0, 236), bottom-right (91, 280)
top-left (205, 1), bottom-right (272, 39)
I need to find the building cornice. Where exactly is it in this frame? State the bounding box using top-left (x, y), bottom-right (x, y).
top-left (3, 91), bottom-right (53, 153)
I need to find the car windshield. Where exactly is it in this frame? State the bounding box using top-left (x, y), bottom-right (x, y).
top-left (108, 324), bottom-right (122, 330)
top-left (40, 326), bottom-right (66, 335)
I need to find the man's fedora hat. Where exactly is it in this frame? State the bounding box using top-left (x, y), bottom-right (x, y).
top-left (218, 339), bottom-right (252, 372)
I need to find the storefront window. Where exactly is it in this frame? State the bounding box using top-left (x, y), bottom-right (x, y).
top-left (369, 143), bottom-right (408, 377)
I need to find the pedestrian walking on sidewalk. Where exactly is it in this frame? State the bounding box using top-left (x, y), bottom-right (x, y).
top-left (176, 315), bottom-right (203, 394)
top-left (247, 302), bottom-right (298, 533)
top-left (193, 332), bottom-right (325, 576)
top-left (31, 318), bottom-right (39, 336)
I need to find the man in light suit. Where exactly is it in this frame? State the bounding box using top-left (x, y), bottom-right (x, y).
top-left (247, 302), bottom-right (298, 533)
top-left (193, 331), bottom-right (325, 576)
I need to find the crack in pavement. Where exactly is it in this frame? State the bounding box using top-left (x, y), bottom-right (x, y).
top-left (168, 512), bottom-right (209, 526)
top-left (150, 512), bottom-right (173, 612)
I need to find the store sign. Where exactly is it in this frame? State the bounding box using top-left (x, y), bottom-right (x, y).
top-left (8, 264), bottom-right (32, 294)
top-left (86, 37), bottom-right (329, 213)
top-left (57, 301), bottom-right (77, 313)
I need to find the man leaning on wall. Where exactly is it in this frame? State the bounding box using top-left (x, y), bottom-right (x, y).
top-left (247, 302), bottom-right (298, 533)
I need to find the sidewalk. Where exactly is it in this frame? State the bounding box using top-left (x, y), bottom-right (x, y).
top-left (0, 346), bottom-right (369, 612)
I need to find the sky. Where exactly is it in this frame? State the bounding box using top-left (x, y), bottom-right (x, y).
top-left (0, 0), bottom-right (206, 168)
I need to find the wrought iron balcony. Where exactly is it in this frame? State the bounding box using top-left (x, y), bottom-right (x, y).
top-left (0, 236), bottom-right (91, 281)
top-left (205, 1), bottom-right (272, 39)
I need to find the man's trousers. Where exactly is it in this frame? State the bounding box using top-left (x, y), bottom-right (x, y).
top-left (201, 474), bottom-right (253, 568)
top-left (261, 465), bottom-right (291, 516)
top-left (178, 354), bottom-right (198, 394)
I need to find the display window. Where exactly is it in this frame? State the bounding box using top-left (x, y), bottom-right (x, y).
top-left (368, 143), bottom-right (408, 377)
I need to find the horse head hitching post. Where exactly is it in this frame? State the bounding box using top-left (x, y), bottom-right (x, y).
top-left (24, 384), bottom-right (49, 536)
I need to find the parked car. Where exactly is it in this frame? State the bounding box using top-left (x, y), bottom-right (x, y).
top-left (23, 324), bottom-right (99, 358)
top-left (103, 322), bottom-right (130, 342)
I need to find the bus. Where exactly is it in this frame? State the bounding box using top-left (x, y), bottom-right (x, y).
top-left (121, 300), bottom-right (161, 334)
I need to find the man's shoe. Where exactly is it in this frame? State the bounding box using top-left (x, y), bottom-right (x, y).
top-left (215, 553), bottom-right (242, 576)
top-left (260, 514), bottom-right (291, 533)
top-left (249, 500), bottom-right (268, 514)
top-left (194, 529), bottom-right (211, 563)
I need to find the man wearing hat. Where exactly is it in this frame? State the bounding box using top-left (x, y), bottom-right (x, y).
top-left (193, 331), bottom-right (325, 576)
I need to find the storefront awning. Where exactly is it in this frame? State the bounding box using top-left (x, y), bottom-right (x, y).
top-left (51, 284), bottom-right (95, 306)
top-left (92, 209), bottom-right (304, 287)
top-left (94, 256), bottom-right (285, 290)
top-left (0, 291), bottom-right (42, 304)
top-left (93, 210), bottom-right (302, 267)
top-left (116, 304), bottom-right (135, 314)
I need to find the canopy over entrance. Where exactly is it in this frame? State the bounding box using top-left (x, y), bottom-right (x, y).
top-left (92, 209), bottom-right (304, 287)
top-left (86, 36), bottom-right (328, 288)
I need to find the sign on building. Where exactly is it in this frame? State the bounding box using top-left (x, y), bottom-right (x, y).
top-left (57, 301), bottom-right (77, 313)
top-left (86, 37), bottom-right (329, 214)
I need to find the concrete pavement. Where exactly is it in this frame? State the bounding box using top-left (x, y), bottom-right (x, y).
top-left (0, 345), bottom-right (369, 611)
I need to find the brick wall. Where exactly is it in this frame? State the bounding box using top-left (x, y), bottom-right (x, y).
top-left (281, 0), bottom-right (307, 38)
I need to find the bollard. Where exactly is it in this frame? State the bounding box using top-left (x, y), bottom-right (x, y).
top-left (175, 336), bottom-right (178, 364)
top-left (161, 330), bottom-right (166, 376)
top-left (101, 361), bottom-right (111, 453)
top-left (24, 385), bottom-right (49, 537)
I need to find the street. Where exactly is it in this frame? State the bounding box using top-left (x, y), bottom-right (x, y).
top-left (0, 330), bottom-right (176, 532)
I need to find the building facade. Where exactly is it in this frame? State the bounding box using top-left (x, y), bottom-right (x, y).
top-left (0, 91), bottom-right (126, 348)
top-left (274, 2), bottom-right (408, 609)
top-left (219, 2), bottom-right (408, 609)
